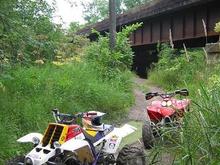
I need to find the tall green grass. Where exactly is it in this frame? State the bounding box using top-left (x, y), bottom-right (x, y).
top-left (148, 44), bottom-right (220, 164)
top-left (0, 63), bottom-right (133, 162)
top-left (0, 23), bottom-right (139, 163)
top-left (149, 44), bottom-right (205, 90)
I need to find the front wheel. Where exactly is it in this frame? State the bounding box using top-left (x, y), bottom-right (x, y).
top-left (62, 152), bottom-right (82, 165)
top-left (6, 155), bottom-right (24, 165)
top-left (142, 121), bottom-right (154, 149)
top-left (116, 143), bottom-right (146, 165)
top-left (97, 154), bottom-right (115, 165)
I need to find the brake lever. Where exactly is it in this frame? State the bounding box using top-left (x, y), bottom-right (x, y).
top-left (52, 108), bottom-right (60, 123)
top-left (52, 108), bottom-right (59, 114)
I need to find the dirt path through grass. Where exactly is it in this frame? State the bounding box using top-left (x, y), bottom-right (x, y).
top-left (120, 77), bottom-right (163, 147)
top-left (128, 77), bottom-right (164, 121)
top-left (121, 77), bottom-right (174, 165)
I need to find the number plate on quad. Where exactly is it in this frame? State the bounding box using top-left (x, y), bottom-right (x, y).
top-left (103, 135), bottom-right (122, 154)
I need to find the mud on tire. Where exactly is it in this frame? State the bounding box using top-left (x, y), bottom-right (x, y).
top-left (142, 121), bottom-right (154, 149)
top-left (116, 143), bottom-right (146, 165)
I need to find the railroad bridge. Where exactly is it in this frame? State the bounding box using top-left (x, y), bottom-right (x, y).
top-left (78, 0), bottom-right (220, 77)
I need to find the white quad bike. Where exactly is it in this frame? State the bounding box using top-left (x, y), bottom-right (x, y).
top-left (7, 109), bottom-right (145, 165)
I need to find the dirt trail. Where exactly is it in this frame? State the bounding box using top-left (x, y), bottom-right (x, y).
top-left (126, 77), bottom-right (173, 165)
top-left (128, 77), bottom-right (163, 121)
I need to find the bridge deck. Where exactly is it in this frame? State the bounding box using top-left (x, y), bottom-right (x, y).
top-left (78, 0), bottom-right (220, 47)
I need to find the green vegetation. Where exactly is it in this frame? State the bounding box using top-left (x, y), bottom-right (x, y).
top-left (85, 23), bottom-right (142, 79)
top-left (0, 5), bottom-right (141, 160)
top-left (0, 0), bottom-right (64, 71)
top-left (0, 63), bottom-right (133, 162)
top-left (149, 44), bottom-right (205, 90)
top-left (214, 22), bottom-right (220, 41)
top-left (214, 22), bottom-right (220, 33)
top-left (149, 44), bottom-right (220, 164)
top-left (2, 0), bottom-right (219, 164)
top-left (81, 0), bottom-right (153, 24)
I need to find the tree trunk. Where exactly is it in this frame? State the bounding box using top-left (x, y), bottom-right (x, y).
top-left (109, 0), bottom-right (116, 51)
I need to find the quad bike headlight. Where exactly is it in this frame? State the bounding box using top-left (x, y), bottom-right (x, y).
top-left (32, 137), bottom-right (40, 145)
top-left (167, 100), bottom-right (172, 106)
top-left (53, 141), bottom-right (61, 148)
top-left (161, 101), bottom-right (167, 107)
top-left (161, 100), bottom-right (172, 107)
top-left (25, 157), bottom-right (33, 165)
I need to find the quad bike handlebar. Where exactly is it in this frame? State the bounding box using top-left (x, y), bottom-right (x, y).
top-left (52, 108), bottom-right (97, 124)
top-left (145, 89), bottom-right (189, 100)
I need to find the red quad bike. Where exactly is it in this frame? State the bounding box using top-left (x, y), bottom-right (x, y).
top-left (142, 89), bottom-right (190, 149)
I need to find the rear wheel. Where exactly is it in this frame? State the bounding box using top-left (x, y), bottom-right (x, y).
top-left (116, 143), bottom-right (146, 165)
top-left (142, 121), bottom-right (154, 149)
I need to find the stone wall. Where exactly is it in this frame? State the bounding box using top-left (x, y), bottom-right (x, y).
top-left (205, 41), bottom-right (220, 63)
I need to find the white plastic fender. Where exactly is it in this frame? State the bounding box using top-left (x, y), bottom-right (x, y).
top-left (17, 133), bottom-right (43, 143)
top-left (25, 144), bottom-right (56, 165)
top-left (94, 124), bottom-right (137, 146)
top-left (101, 124), bottom-right (137, 153)
top-left (60, 139), bottom-right (91, 152)
top-left (110, 124), bottom-right (137, 138)
top-left (24, 139), bottom-right (92, 165)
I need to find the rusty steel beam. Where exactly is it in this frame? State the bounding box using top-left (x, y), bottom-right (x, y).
top-left (77, 0), bottom-right (216, 35)
top-left (131, 0), bottom-right (220, 47)
top-left (77, 0), bottom-right (220, 48)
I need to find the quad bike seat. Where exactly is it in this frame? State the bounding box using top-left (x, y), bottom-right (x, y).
top-left (83, 124), bottom-right (114, 143)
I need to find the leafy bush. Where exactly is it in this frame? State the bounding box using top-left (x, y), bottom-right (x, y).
top-left (149, 43), bottom-right (205, 89)
top-left (214, 22), bottom-right (220, 33)
top-left (84, 23), bottom-right (142, 79)
top-left (214, 22), bottom-right (220, 41)
top-left (0, 0), bottom-right (65, 71)
top-left (55, 35), bottom-right (90, 60)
